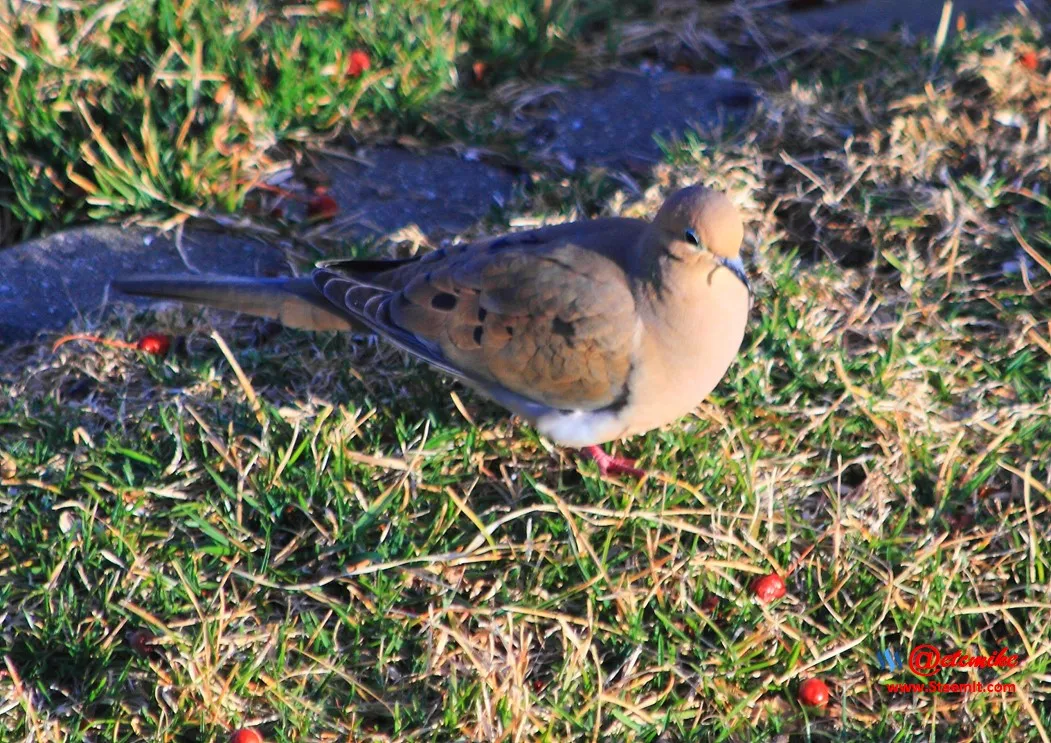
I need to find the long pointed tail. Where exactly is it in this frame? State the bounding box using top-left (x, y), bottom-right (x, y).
top-left (111, 274), bottom-right (357, 332)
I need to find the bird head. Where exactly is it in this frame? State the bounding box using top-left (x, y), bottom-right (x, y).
top-left (648, 185), bottom-right (748, 289)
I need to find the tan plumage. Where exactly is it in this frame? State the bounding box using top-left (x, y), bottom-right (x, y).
top-left (113, 185), bottom-right (750, 450)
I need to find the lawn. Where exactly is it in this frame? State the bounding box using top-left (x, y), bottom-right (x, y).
top-left (2, 1), bottom-right (1051, 741)
top-left (0, 0), bottom-right (643, 246)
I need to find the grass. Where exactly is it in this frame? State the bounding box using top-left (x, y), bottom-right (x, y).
top-left (3, 1), bottom-right (1051, 741)
top-left (0, 0), bottom-right (650, 245)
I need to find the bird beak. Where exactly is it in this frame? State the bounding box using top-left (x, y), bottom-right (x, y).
top-left (718, 255), bottom-right (750, 292)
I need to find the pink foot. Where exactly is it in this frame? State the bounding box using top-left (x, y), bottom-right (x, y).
top-left (580, 445), bottom-right (647, 479)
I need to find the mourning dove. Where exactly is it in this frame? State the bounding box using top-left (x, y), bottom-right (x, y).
top-left (113, 185), bottom-right (750, 477)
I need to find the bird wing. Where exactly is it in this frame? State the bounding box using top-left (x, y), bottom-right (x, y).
top-left (314, 227), bottom-right (643, 413)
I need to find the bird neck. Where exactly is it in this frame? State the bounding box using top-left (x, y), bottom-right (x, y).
top-left (636, 250), bottom-right (745, 338)
top-left (633, 229), bottom-right (674, 289)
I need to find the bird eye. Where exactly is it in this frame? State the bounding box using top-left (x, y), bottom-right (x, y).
top-left (683, 228), bottom-right (701, 247)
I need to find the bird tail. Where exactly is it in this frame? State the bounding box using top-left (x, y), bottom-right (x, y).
top-left (111, 274), bottom-right (357, 332)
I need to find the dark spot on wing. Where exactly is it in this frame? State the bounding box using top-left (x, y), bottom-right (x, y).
top-left (478, 307), bottom-right (488, 322)
top-left (473, 326), bottom-right (483, 344)
top-left (506, 326), bottom-right (514, 337)
top-left (552, 317), bottom-right (575, 339)
top-left (431, 293), bottom-right (457, 310)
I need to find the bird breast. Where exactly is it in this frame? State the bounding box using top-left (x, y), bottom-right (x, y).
top-left (620, 262), bottom-right (750, 438)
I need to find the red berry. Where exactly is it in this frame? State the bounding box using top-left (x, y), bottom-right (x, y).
top-left (1019, 51), bottom-right (1038, 71)
top-left (315, 0), bottom-right (342, 13)
top-left (136, 333), bottom-right (171, 356)
top-left (472, 61), bottom-right (488, 83)
top-left (127, 630), bottom-right (156, 656)
top-left (230, 728), bottom-right (264, 743)
top-left (346, 49), bottom-right (371, 77)
top-left (797, 677), bottom-right (830, 708)
top-left (751, 573), bottom-right (786, 603)
top-left (306, 194), bottom-right (339, 221)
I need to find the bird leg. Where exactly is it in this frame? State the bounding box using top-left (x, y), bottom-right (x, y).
top-left (579, 445), bottom-right (647, 479)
